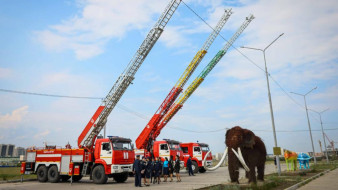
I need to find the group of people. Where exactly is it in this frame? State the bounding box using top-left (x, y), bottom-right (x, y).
top-left (133, 155), bottom-right (182, 187)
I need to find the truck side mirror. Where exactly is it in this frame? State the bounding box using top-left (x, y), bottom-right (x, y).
top-left (131, 143), bottom-right (134, 150)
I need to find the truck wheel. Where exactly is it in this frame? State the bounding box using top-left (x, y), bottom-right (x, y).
top-left (92, 165), bottom-right (108, 184)
top-left (192, 161), bottom-right (199, 174)
top-left (113, 173), bottom-right (128, 183)
top-left (199, 167), bottom-right (206, 173)
top-left (37, 165), bottom-right (48, 182)
top-left (48, 165), bottom-right (60, 183)
top-left (61, 175), bottom-right (71, 182)
top-left (72, 175), bottom-right (83, 182)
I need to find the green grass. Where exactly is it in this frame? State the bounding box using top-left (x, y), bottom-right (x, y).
top-left (0, 167), bottom-right (36, 181)
top-left (200, 160), bottom-right (338, 190)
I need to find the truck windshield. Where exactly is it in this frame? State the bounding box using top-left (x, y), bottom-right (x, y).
top-left (169, 143), bottom-right (181, 151)
top-left (201, 146), bottom-right (209, 152)
top-left (112, 142), bottom-right (132, 150)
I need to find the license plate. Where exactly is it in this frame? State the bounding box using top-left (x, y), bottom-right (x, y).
top-left (123, 168), bottom-right (129, 172)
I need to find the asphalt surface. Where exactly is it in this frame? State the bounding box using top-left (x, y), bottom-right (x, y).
top-left (297, 168), bottom-right (338, 190)
top-left (0, 164), bottom-right (286, 190)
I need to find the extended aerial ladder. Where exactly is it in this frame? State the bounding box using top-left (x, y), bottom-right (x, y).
top-left (153, 15), bottom-right (255, 138)
top-left (77, 0), bottom-right (182, 150)
top-left (136, 9), bottom-right (233, 150)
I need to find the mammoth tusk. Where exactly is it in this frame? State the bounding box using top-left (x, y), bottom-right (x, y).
top-left (203, 148), bottom-right (228, 171)
top-left (231, 148), bottom-right (250, 172)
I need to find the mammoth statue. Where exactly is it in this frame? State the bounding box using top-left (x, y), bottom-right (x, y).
top-left (203, 126), bottom-right (266, 183)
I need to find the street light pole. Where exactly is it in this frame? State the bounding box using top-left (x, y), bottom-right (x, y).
top-left (241, 33), bottom-right (284, 176)
top-left (310, 108), bottom-right (329, 163)
top-left (290, 87), bottom-right (317, 164)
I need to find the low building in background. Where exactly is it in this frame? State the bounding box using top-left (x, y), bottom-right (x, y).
top-left (14, 147), bottom-right (26, 157)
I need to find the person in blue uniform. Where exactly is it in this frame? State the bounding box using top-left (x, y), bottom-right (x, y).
top-left (145, 157), bottom-right (151, 186)
top-left (141, 156), bottom-right (147, 186)
top-left (150, 157), bottom-right (155, 183)
top-left (153, 157), bottom-right (162, 184)
top-left (174, 155), bottom-right (181, 182)
top-left (168, 155), bottom-right (174, 182)
top-left (187, 156), bottom-right (195, 176)
top-left (133, 155), bottom-right (142, 187)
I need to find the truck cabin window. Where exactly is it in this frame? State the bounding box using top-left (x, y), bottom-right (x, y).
top-left (169, 143), bottom-right (181, 151)
top-left (112, 142), bottom-right (132, 150)
top-left (181, 147), bottom-right (188, 153)
top-left (160, 144), bottom-right (169, 150)
top-left (102, 143), bottom-right (111, 151)
top-left (194, 147), bottom-right (201, 152)
top-left (201, 146), bottom-right (209, 152)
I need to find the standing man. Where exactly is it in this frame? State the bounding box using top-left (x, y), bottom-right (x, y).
top-left (133, 155), bottom-right (142, 187)
top-left (187, 156), bottom-right (195, 176)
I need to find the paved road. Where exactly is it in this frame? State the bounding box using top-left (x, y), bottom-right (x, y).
top-left (297, 168), bottom-right (338, 190)
top-left (0, 164), bottom-right (286, 190)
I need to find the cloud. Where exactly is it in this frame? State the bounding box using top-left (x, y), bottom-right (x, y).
top-left (34, 130), bottom-right (50, 140)
top-left (160, 26), bottom-right (192, 48)
top-left (35, 0), bottom-right (168, 60)
top-left (0, 68), bottom-right (12, 78)
top-left (0, 106), bottom-right (28, 129)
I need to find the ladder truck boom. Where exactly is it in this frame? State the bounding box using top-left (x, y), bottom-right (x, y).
top-left (154, 15), bottom-right (255, 138)
top-left (78, 0), bottom-right (182, 150)
top-left (136, 9), bottom-right (233, 150)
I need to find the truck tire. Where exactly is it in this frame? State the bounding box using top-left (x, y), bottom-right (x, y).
top-left (92, 165), bottom-right (108, 184)
top-left (37, 165), bottom-right (48, 182)
top-left (61, 175), bottom-right (71, 182)
top-left (199, 167), bottom-right (206, 173)
top-left (113, 173), bottom-right (128, 183)
top-left (192, 161), bottom-right (199, 174)
top-left (48, 165), bottom-right (60, 183)
top-left (72, 175), bottom-right (82, 182)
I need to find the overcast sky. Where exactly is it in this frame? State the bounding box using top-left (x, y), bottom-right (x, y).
top-left (1, 0), bottom-right (337, 155)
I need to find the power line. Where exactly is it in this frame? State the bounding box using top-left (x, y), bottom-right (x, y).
top-left (2, 87), bottom-right (337, 133)
top-left (0, 88), bottom-right (103, 100)
top-left (181, 0), bottom-right (265, 73)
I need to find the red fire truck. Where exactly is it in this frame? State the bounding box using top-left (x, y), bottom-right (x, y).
top-left (134, 139), bottom-right (184, 167)
top-left (22, 136), bottom-right (134, 184)
top-left (180, 142), bottom-right (213, 173)
top-left (20, 0), bottom-right (182, 184)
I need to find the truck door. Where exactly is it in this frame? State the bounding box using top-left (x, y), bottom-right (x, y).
top-left (100, 142), bottom-right (113, 165)
top-left (159, 143), bottom-right (170, 160)
top-left (193, 146), bottom-right (202, 161)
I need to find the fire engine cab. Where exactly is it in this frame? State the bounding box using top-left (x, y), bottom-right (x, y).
top-left (180, 142), bottom-right (213, 173)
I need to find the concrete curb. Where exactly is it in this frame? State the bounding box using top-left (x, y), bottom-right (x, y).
top-left (0, 178), bottom-right (36, 184)
top-left (284, 169), bottom-right (331, 190)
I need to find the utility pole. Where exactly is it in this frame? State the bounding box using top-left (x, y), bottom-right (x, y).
top-left (310, 108), bottom-right (329, 163)
top-left (291, 87), bottom-right (317, 164)
top-left (241, 33), bottom-right (284, 176)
